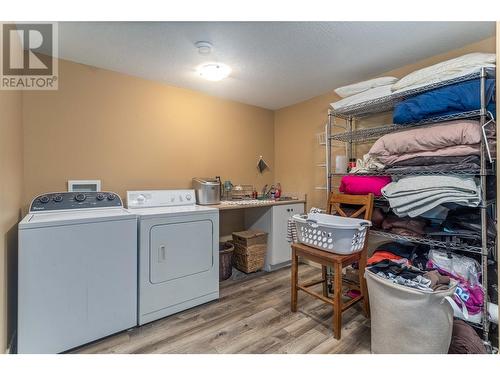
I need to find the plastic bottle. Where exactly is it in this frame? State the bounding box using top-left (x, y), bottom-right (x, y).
top-left (275, 183), bottom-right (281, 199)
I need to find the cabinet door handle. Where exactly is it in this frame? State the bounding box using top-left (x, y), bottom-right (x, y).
top-left (158, 245), bottom-right (166, 263)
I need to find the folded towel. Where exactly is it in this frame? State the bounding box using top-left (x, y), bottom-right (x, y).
top-left (382, 176), bottom-right (480, 217)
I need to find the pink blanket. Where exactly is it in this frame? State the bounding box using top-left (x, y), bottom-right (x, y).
top-left (339, 176), bottom-right (391, 196)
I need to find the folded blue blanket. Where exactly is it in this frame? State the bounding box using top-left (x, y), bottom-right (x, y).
top-left (393, 78), bottom-right (496, 124)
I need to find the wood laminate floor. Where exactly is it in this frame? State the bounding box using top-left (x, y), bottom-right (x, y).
top-left (73, 264), bottom-right (371, 354)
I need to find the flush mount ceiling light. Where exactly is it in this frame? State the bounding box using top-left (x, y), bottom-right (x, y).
top-left (196, 62), bottom-right (231, 81)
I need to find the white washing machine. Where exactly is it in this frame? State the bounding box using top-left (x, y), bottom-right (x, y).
top-left (127, 189), bottom-right (219, 325)
top-left (18, 192), bottom-right (138, 353)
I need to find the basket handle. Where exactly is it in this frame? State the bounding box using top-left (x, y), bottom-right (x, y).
top-left (306, 219), bottom-right (319, 228)
top-left (357, 221), bottom-right (371, 231)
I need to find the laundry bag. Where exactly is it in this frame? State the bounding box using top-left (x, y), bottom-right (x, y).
top-left (365, 270), bottom-right (456, 354)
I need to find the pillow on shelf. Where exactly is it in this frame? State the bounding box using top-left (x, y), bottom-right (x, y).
top-left (334, 76), bottom-right (398, 98)
top-left (330, 84), bottom-right (393, 111)
top-left (392, 52), bottom-right (496, 92)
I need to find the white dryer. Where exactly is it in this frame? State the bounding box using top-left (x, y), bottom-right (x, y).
top-left (127, 189), bottom-right (219, 325)
top-left (18, 192), bottom-right (137, 353)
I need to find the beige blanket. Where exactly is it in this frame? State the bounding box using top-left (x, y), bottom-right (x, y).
top-left (368, 120), bottom-right (481, 165)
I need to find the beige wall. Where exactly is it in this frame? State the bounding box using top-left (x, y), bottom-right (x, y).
top-left (274, 36), bottom-right (496, 210)
top-left (0, 90), bottom-right (24, 353)
top-left (22, 59), bottom-right (275, 206)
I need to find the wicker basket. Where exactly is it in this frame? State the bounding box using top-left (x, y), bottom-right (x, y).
top-left (232, 230), bottom-right (268, 273)
top-left (219, 241), bottom-right (234, 281)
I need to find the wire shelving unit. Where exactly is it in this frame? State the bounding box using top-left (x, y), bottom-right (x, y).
top-left (322, 67), bottom-right (497, 347)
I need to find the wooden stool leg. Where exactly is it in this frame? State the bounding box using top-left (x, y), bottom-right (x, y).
top-left (332, 262), bottom-right (342, 339)
top-left (321, 265), bottom-right (328, 297)
top-left (291, 247), bottom-right (298, 312)
top-left (358, 251), bottom-right (370, 318)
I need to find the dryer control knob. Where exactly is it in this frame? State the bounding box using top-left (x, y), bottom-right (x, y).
top-left (75, 193), bottom-right (86, 202)
top-left (185, 194), bottom-right (192, 201)
top-left (39, 195), bottom-right (50, 204)
top-left (96, 193), bottom-right (105, 201)
top-left (136, 194), bottom-right (146, 204)
top-left (107, 194), bottom-right (116, 201)
top-left (53, 194), bottom-right (63, 203)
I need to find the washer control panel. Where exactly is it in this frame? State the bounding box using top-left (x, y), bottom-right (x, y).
top-left (30, 192), bottom-right (123, 212)
top-left (127, 190), bottom-right (195, 208)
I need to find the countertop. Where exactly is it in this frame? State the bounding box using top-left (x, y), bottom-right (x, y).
top-left (212, 199), bottom-right (306, 211)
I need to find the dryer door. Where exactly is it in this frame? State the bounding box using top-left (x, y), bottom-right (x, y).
top-left (150, 219), bottom-right (213, 284)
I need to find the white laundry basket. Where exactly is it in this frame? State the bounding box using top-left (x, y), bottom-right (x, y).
top-left (365, 269), bottom-right (456, 354)
top-left (292, 213), bottom-right (371, 254)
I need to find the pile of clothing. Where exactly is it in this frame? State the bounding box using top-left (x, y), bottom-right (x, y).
top-left (367, 241), bottom-right (429, 270)
top-left (381, 175), bottom-right (480, 218)
top-left (369, 259), bottom-right (450, 292)
top-left (427, 206), bottom-right (497, 243)
top-left (372, 207), bottom-right (430, 238)
top-left (380, 214), bottom-right (427, 237)
top-left (368, 246), bottom-right (485, 324)
top-left (372, 204), bottom-right (494, 247)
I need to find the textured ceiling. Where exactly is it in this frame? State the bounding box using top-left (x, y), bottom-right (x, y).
top-left (55, 22), bottom-right (495, 109)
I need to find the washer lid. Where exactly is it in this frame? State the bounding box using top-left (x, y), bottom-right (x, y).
top-left (19, 208), bottom-right (136, 229)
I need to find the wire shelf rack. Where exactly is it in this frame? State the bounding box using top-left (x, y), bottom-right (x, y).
top-left (329, 110), bottom-right (483, 143)
top-left (369, 229), bottom-right (491, 255)
top-left (372, 196), bottom-right (496, 209)
top-left (323, 66), bottom-right (496, 346)
top-left (329, 68), bottom-right (495, 119)
top-left (329, 169), bottom-right (493, 177)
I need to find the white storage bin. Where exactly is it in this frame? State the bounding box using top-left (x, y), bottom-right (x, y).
top-left (292, 213), bottom-right (371, 254)
top-left (365, 270), bottom-right (456, 354)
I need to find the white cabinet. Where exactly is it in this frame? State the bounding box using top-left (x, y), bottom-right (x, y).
top-left (244, 202), bottom-right (305, 271)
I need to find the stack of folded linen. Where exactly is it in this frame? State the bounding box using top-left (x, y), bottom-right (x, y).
top-left (366, 120), bottom-right (482, 173)
top-left (381, 175), bottom-right (481, 218)
top-left (385, 155), bottom-right (480, 174)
